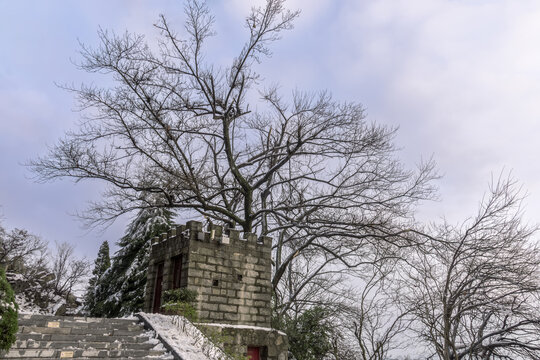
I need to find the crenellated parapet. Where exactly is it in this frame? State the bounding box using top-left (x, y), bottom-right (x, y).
top-left (150, 220), bottom-right (273, 250)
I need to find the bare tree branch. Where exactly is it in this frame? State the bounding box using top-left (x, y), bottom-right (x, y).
top-left (403, 174), bottom-right (540, 360)
top-left (28, 0), bottom-right (438, 343)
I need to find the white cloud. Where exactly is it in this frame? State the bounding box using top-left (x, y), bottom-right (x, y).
top-left (325, 0), bottom-right (540, 222)
top-left (238, 0), bottom-right (540, 222)
top-left (225, 0), bottom-right (332, 25)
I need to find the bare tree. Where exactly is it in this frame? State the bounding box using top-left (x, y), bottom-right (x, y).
top-left (344, 264), bottom-right (412, 360)
top-left (30, 0), bottom-right (436, 317)
top-left (51, 242), bottom-right (91, 297)
top-left (0, 223), bottom-right (48, 272)
top-left (403, 175), bottom-right (540, 359)
top-left (272, 241), bottom-right (357, 317)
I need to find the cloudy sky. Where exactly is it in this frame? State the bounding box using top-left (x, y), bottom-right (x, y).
top-left (2, 0), bottom-right (540, 258)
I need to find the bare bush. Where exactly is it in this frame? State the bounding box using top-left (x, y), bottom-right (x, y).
top-left (0, 224), bottom-right (47, 272)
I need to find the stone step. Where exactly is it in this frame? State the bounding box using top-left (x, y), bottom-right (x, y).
top-left (5, 359), bottom-right (170, 360)
top-left (16, 333), bottom-right (151, 343)
top-left (2, 348), bottom-right (168, 358)
top-left (18, 314), bottom-right (139, 325)
top-left (17, 319), bottom-right (144, 331)
top-left (12, 340), bottom-right (156, 350)
top-left (3, 314), bottom-right (172, 360)
top-left (3, 358), bottom-right (171, 360)
top-left (18, 326), bottom-right (145, 336)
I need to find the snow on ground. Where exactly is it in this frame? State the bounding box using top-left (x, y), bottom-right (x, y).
top-left (138, 312), bottom-right (230, 360)
top-left (15, 292), bottom-right (71, 315)
top-left (15, 293), bottom-right (48, 314)
top-left (7, 271), bottom-right (81, 315)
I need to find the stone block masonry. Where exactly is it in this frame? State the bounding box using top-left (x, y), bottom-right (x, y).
top-left (197, 324), bottom-right (288, 360)
top-left (144, 220), bottom-right (287, 359)
top-left (144, 220), bottom-right (273, 328)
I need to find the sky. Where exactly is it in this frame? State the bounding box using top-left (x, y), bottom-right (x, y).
top-left (2, 0), bottom-right (540, 259)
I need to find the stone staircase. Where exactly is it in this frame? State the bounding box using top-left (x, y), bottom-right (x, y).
top-left (2, 314), bottom-right (173, 359)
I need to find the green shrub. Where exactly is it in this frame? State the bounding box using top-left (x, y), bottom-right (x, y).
top-left (275, 306), bottom-right (334, 360)
top-left (162, 288), bottom-right (198, 304)
top-left (161, 302), bottom-right (199, 322)
top-left (161, 288), bottom-right (198, 322)
top-left (0, 268), bottom-right (18, 351)
top-left (198, 326), bottom-right (248, 360)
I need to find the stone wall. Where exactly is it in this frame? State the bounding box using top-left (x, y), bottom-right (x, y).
top-left (198, 324), bottom-right (288, 360)
top-left (145, 221), bottom-right (272, 327)
top-left (144, 220), bottom-right (287, 359)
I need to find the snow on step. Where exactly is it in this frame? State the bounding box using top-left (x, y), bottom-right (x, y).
top-left (1, 314), bottom-right (173, 359)
top-left (138, 312), bottom-right (229, 360)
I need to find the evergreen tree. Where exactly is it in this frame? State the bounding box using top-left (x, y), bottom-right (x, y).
top-left (278, 307), bottom-right (334, 360)
top-left (94, 208), bottom-right (173, 317)
top-left (0, 267), bottom-right (18, 350)
top-left (84, 240), bottom-right (110, 316)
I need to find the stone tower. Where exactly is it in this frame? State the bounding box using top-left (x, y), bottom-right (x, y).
top-left (144, 220), bottom-right (288, 360)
